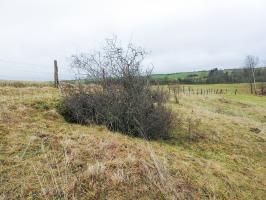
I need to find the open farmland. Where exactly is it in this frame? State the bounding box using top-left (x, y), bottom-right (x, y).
top-left (0, 82), bottom-right (266, 199)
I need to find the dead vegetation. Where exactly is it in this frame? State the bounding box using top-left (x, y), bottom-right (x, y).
top-left (2, 131), bottom-right (191, 199)
top-left (61, 37), bottom-right (175, 139)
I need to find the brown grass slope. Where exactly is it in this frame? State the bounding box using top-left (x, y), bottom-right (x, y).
top-left (0, 84), bottom-right (266, 199)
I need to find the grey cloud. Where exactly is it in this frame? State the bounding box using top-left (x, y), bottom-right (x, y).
top-left (0, 0), bottom-right (266, 80)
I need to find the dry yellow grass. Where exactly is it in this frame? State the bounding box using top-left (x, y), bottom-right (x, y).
top-left (0, 83), bottom-right (265, 199)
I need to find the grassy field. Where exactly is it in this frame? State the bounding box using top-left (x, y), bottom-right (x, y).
top-left (0, 80), bottom-right (52, 88)
top-left (0, 82), bottom-right (265, 199)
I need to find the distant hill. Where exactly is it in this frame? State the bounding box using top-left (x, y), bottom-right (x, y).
top-left (152, 70), bottom-right (209, 80)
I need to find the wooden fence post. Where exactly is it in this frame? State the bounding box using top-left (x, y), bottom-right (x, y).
top-left (54, 60), bottom-right (59, 88)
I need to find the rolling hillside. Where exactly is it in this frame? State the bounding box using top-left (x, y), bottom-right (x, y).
top-left (0, 82), bottom-right (265, 199)
top-left (152, 70), bottom-right (209, 80)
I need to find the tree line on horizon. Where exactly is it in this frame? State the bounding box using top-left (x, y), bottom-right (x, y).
top-left (153, 61), bottom-right (266, 85)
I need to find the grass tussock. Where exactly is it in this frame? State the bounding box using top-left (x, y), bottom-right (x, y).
top-left (0, 83), bottom-right (266, 199)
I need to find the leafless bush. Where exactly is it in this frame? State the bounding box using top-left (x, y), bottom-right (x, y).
top-left (244, 55), bottom-right (259, 94)
top-left (60, 37), bottom-right (175, 139)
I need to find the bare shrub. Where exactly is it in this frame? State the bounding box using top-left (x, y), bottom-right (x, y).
top-left (244, 55), bottom-right (259, 94)
top-left (60, 37), bottom-right (175, 139)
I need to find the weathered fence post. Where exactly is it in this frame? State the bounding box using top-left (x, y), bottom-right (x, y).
top-left (54, 60), bottom-right (59, 88)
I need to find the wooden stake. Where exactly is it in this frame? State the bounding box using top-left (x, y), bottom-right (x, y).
top-left (54, 60), bottom-right (59, 88)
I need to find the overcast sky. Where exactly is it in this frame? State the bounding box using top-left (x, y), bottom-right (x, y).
top-left (0, 0), bottom-right (266, 80)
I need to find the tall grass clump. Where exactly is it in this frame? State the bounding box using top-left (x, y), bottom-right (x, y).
top-left (60, 37), bottom-right (175, 139)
